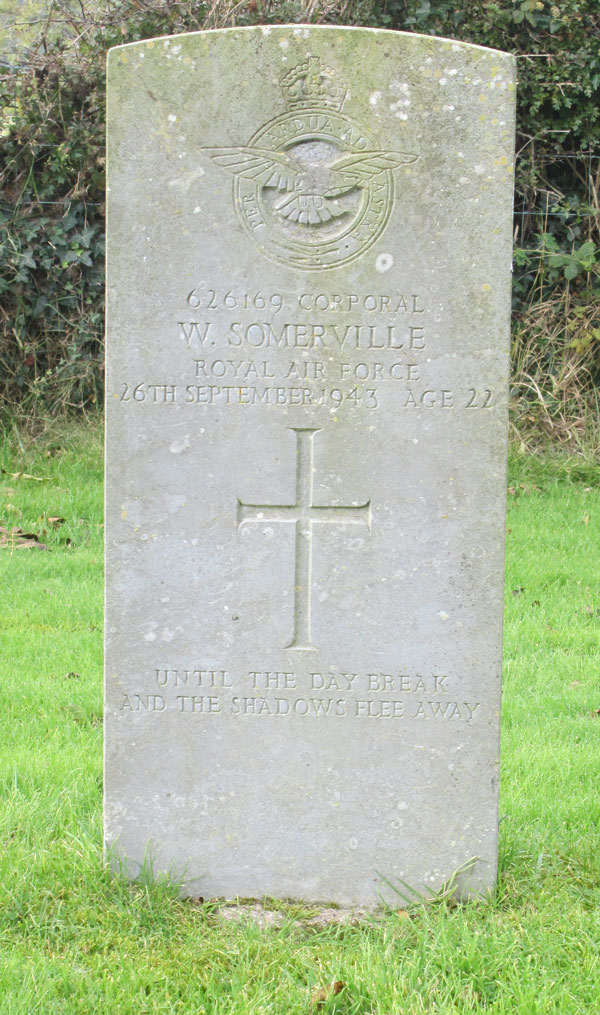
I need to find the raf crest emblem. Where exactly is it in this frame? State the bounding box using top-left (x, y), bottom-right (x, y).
top-left (200, 57), bottom-right (418, 270)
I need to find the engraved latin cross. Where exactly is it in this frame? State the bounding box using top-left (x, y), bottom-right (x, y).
top-left (237, 428), bottom-right (371, 650)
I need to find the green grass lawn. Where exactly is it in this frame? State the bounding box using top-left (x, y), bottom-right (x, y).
top-left (0, 419), bottom-right (599, 1014)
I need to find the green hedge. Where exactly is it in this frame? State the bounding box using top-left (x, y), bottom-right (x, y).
top-left (1, 0), bottom-right (598, 443)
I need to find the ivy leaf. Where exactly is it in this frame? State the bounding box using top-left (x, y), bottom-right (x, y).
top-left (19, 249), bottom-right (37, 269)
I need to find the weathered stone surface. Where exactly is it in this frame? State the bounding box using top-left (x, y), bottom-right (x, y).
top-left (105, 26), bottom-right (515, 906)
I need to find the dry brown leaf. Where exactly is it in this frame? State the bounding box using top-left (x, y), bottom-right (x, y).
top-left (0, 468), bottom-right (44, 482)
top-left (0, 526), bottom-right (47, 550)
top-left (186, 895), bottom-right (208, 907)
top-left (310, 981), bottom-right (345, 1009)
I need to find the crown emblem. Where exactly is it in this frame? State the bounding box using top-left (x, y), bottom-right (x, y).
top-left (281, 57), bottom-right (347, 112)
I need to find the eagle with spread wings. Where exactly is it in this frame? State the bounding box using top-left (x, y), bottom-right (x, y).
top-left (202, 145), bottom-right (418, 226)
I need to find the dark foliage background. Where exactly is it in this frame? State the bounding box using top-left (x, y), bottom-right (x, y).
top-left (1, 0), bottom-right (598, 444)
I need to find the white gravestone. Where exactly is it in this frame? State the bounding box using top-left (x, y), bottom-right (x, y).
top-left (105, 26), bottom-right (516, 906)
